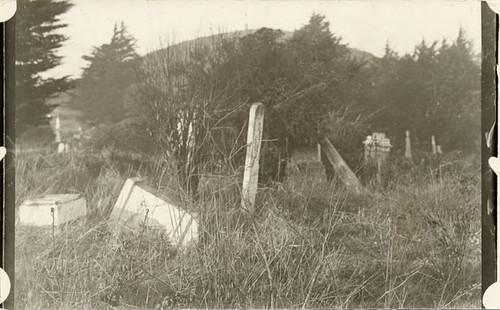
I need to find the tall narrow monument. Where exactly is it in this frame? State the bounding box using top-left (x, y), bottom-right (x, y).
top-left (405, 130), bottom-right (412, 159)
top-left (241, 103), bottom-right (265, 214)
top-left (431, 135), bottom-right (437, 155)
top-left (55, 115), bottom-right (61, 143)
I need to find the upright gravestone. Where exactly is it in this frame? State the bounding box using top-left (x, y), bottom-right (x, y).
top-left (404, 130), bottom-right (412, 160)
top-left (364, 132), bottom-right (392, 164)
top-left (431, 135), bottom-right (437, 155)
top-left (55, 115), bottom-right (61, 143)
top-left (241, 103), bottom-right (265, 214)
top-left (57, 143), bottom-right (65, 154)
top-left (363, 132), bottom-right (392, 184)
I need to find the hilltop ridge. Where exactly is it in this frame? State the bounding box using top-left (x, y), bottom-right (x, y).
top-left (143, 28), bottom-right (377, 65)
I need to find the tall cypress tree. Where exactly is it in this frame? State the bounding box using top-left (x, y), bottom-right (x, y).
top-left (75, 22), bottom-right (138, 124)
top-left (16, 0), bottom-right (73, 135)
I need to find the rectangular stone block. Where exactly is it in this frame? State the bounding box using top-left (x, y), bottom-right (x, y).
top-left (110, 178), bottom-right (198, 247)
top-left (19, 194), bottom-right (86, 226)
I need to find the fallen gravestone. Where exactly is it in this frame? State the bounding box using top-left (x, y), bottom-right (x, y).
top-left (19, 194), bottom-right (86, 226)
top-left (110, 178), bottom-right (198, 247)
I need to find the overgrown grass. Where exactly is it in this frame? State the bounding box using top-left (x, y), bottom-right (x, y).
top-left (15, 150), bottom-right (480, 309)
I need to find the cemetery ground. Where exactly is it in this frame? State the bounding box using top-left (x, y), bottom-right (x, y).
top-left (15, 148), bottom-right (480, 309)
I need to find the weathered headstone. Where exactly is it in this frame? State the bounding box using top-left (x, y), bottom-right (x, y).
top-left (363, 135), bottom-right (373, 163)
top-left (431, 135), bottom-right (437, 155)
top-left (288, 145), bottom-right (324, 178)
top-left (55, 115), bottom-right (61, 143)
top-left (241, 103), bottom-right (265, 213)
top-left (19, 194), bottom-right (86, 226)
top-left (74, 126), bottom-right (83, 149)
top-left (320, 136), bottom-right (362, 193)
top-left (57, 142), bottom-right (65, 154)
top-left (363, 132), bottom-right (392, 164)
top-left (404, 130), bottom-right (412, 159)
top-left (110, 178), bottom-right (198, 247)
top-left (363, 132), bottom-right (392, 184)
top-left (436, 145), bottom-right (442, 155)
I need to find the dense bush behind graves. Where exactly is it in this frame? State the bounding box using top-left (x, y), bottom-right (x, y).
top-left (66, 15), bottom-right (480, 198)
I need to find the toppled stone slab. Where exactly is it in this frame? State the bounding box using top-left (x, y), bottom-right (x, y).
top-left (19, 194), bottom-right (86, 226)
top-left (110, 178), bottom-right (198, 247)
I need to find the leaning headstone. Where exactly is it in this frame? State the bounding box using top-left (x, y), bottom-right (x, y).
top-left (321, 136), bottom-right (362, 193)
top-left (110, 178), bottom-right (198, 247)
top-left (241, 103), bottom-right (265, 214)
top-left (19, 194), bottom-right (86, 226)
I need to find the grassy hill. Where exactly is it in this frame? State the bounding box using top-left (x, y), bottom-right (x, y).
top-left (144, 28), bottom-right (376, 66)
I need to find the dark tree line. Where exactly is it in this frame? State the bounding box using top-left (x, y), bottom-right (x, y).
top-left (74, 22), bottom-right (139, 125)
top-left (18, 2), bottom-right (480, 195)
top-left (361, 29), bottom-right (480, 152)
top-left (70, 14), bottom-right (480, 195)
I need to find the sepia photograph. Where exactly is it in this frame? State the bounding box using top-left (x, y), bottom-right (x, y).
top-left (12, 0), bottom-right (482, 308)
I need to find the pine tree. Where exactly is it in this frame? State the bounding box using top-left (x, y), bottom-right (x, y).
top-left (16, 0), bottom-right (73, 135)
top-left (366, 29), bottom-right (480, 152)
top-left (432, 28), bottom-right (480, 151)
top-left (283, 14), bottom-right (354, 146)
top-left (75, 22), bottom-right (138, 124)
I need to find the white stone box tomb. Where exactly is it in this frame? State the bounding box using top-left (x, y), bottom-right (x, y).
top-left (19, 194), bottom-right (87, 226)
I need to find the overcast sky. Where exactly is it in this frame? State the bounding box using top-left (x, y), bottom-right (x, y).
top-left (42, 0), bottom-right (481, 79)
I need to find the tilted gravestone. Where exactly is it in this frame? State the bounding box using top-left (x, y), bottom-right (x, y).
top-left (110, 178), bottom-right (198, 247)
top-left (320, 136), bottom-right (362, 193)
